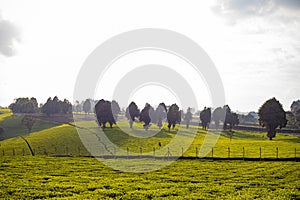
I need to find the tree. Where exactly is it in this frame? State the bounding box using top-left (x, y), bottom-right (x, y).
top-left (212, 107), bottom-right (225, 129)
top-left (9, 97), bottom-right (38, 113)
top-left (42, 97), bottom-right (61, 116)
top-left (223, 105), bottom-right (239, 131)
top-left (60, 99), bottom-right (72, 114)
top-left (223, 105), bottom-right (232, 130)
top-left (41, 97), bottom-right (54, 116)
top-left (140, 103), bottom-right (155, 130)
top-left (125, 102), bottom-right (140, 128)
top-left (184, 107), bottom-right (193, 129)
top-left (258, 98), bottom-right (287, 140)
top-left (21, 116), bottom-right (36, 133)
top-left (155, 103), bottom-right (167, 129)
top-left (167, 104), bottom-right (180, 132)
top-left (230, 113), bottom-right (239, 128)
top-left (83, 99), bottom-right (92, 114)
top-left (200, 107), bottom-right (211, 130)
top-left (52, 96), bottom-right (60, 114)
top-left (41, 96), bottom-right (71, 116)
top-left (95, 99), bottom-right (116, 129)
top-left (291, 100), bottom-right (300, 128)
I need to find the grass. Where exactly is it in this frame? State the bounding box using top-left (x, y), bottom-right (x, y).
top-left (0, 124), bottom-right (87, 156)
top-left (0, 111), bottom-right (300, 198)
top-left (0, 118), bottom-right (299, 159)
top-left (0, 156), bottom-right (299, 199)
top-left (0, 113), bottom-right (61, 140)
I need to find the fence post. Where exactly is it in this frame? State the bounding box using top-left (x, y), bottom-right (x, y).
top-left (228, 147), bottom-right (230, 159)
top-left (259, 147), bottom-right (262, 161)
top-left (168, 147), bottom-right (170, 159)
top-left (242, 147), bottom-right (245, 160)
top-left (211, 147), bottom-right (214, 159)
top-left (276, 147), bottom-right (278, 159)
top-left (22, 148), bottom-right (25, 156)
top-left (140, 147), bottom-right (142, 158)
top-left (153, 147), bottom-right (155, 159)
top-left (196, 147), bottom-right (198, 157)
top-left (182, 147), bottom-right (184, 157)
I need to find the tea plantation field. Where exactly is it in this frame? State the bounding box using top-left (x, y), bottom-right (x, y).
top-left (0, 111), bottom-right (300, 199)
top-left (0, 156), bottom-right (299, 199)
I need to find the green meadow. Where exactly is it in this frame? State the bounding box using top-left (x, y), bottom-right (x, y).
top-left (0, 157), bottom-right (299, 199)
top-left (0, 111), bottom-right (300, 199)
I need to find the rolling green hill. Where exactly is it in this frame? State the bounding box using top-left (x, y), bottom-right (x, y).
top-left (0, 117), bottom-right (299, 159)
top-left (0, 110), bottom-right (300, 199)
top-left (0, 110), bottom-right (61, 140)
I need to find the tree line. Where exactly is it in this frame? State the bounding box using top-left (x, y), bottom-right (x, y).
top-left (8, 96), bottom-right (72, 116)
top-left (5, 96), bottom-right (300, 140)
top-left (94, 99), bottom-right (240, 132)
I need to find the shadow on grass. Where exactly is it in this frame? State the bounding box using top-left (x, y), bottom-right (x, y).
top-left (221, 130), bottom-right (264, 140)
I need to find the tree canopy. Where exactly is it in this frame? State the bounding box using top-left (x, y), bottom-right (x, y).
top-left (83, 99), bottom-right (92, 114)
top-left (212, 107), bottom-right (226, 129)
top-left (155, 103), bottom-right (167, 129)
top-left (167, 104), bottom-right (181, 132)
top-left (200, 107), bottom-right (211, 130)
top-left (41, 96), bottom-right (72, 116)
top-left (125, 102), bottom-right (140, 128)
top-left (95, 99), bottom-right (117, 129)
top-left (258, 98), bottom-right (287, 140)
top-left (139, 103), bottom-right (155, 130)
top-left (9, 97), bottom-right (38, 113)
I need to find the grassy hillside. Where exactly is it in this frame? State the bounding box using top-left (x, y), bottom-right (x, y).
top-left (0, 119), bottom-right (299, 159)
top-left (0, 111), bottom-right (61, 140)
top-left (0, 114), bottom-right (299, 199)
top-left (0, 156), bottom-right (299, 199)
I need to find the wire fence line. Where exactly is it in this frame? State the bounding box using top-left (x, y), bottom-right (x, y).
top-left (0, 146), bottom-right (298, 161)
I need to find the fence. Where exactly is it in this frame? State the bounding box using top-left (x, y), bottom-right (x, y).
top-left (0, 146), bottom-right (299, 161)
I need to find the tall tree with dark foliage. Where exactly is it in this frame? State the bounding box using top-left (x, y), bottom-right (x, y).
top-left (125, 102), bottom-right (140, 128)
top-left (155, 102), bottom-right (167, 129)
top-left (95, 99), bottom-right (117, 129)
top-left (140, 103), bottom-right (155, 130)
top-left (212, 107), bottom-right (226, 129)
top-left (200, 107), bottom-right (211, 130)
top-left (9, 97), bottom-right (38, 113)
top-left (258, 98), bottom-right (287, 140)
top-left (167, 104), bottom-right (180, 132)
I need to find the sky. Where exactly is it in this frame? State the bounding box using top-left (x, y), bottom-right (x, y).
top-left (0, 0), bottom-right (299, 112)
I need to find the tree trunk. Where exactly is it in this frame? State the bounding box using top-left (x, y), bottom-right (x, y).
top-left (267, 125), bottom-right (276, 140)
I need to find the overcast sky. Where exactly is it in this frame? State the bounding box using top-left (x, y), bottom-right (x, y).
top-left (0, 0), bottom-right (299, 112)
